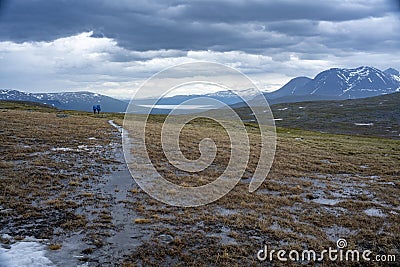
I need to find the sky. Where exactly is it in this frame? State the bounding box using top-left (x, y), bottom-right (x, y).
top-left (0, 0), bottom-right (399, 99)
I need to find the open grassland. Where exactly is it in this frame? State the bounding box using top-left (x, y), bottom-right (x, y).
top-left (122, 115), bottom-right (400, 266)
top-left (0, 101), bottom-right (399, 266)
top-left (270, 92), bottom-right (400, 140)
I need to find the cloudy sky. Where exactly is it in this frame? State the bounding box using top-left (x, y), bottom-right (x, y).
top-left (0, 0), bottom-right (399, 98)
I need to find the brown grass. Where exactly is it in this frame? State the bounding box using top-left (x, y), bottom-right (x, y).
top-left (1, 106), bottom-right (398, 266)
top-left (0, 108), bottom-right (122, 244)
top-left (48, 243), bottom-right (62, 250)
top-left (123, 115), bottom-right (400, 266)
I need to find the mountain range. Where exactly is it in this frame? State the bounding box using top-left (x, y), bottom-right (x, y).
top-left (130, 88), bottom-right (256, 106)
top-left (1, 66), bottom-right (399, 112)
top-left (0, 90), bottom-right (128, 112)
top-left (263, 66), bottom-right (400, 104)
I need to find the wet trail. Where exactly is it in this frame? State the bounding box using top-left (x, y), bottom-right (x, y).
top-left (45, 120), bottom-right (151, 266)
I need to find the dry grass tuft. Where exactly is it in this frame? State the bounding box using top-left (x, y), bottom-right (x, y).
top-left (48, 243), bottom-right (62, 250)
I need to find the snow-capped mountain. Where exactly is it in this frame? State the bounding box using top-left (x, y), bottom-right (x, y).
top-left (384, 68), bottom-right (400, 82)
top-left (264, 66), bottom-right (400, 103)
top-left (384, 68), bottom-right (400, 76)
top-left (206, 88), bottom-right (259, 98)
top-left (304, 66), bottom-right (399, 98)
top-left (32, 91), bottom-right (128, 112)
top-left (0, 89), bottom-right (40, 102)
top-left (0, 90), bottom-right (128, 112)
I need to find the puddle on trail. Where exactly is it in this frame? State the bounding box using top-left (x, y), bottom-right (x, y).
top-left (324, 225), bottom-right (358, 242)
top-left (312, 198), bottom-right (342, 206)
top-left (103, 149), bottom-right (152, 260)
top-left (45, 120), bottom-right (152, 265)
top-left (207, 226), bottom-right (237, 245)
top-left (364, 208), bottom-right (386, 218)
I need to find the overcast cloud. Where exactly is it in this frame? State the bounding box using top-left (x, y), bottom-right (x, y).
top-left (0, 0), bottom-right (399, 98)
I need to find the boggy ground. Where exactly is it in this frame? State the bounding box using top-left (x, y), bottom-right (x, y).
top-left (0, 103), bottom-right (399, 266)
top-left (122, 116), bottom-right (399, 266)
top-left (0, 104), bottom-right (150, 266)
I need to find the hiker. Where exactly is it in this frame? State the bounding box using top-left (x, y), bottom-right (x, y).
top-left (96, 104), bottom-right (101, 114)
top-left (93, 105), bottom-right (97, 114)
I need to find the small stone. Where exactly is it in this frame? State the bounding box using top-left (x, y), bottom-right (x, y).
top-left (56, 114), bottom-right (70, 118)
top-left (130, 234), bottom-right (143, 239)
top-left (1, 244), bottom-right (11, 249)
top-left (158, 234), bottom-right (174, 244)
top-left (82, 247), bottom-right (94, 254)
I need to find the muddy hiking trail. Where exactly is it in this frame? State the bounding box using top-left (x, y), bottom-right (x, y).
top-left (45, 120), bottom-right (153, 266)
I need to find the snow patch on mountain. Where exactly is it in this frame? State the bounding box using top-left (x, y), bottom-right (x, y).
top-left (302, 66), bottom-right (400, 98)
top-left (0, 89), bottom-right (39, 102)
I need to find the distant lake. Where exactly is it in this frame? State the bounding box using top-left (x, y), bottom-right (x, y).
top-left (138, 104), bottom-right (218, 110)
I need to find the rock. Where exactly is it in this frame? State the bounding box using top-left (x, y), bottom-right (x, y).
top-left (130, 234), bottom-right (144, 239)
top-left (0, 209), bottom-right (13, 213)
top-left (82, 247), bottom-right (94, 254)
top-left (158, 234), bottom-right (174, 244)
top-left (56, 114), bottom-right (70, 118)
top-left (1, 244), bottom-right (11, 249)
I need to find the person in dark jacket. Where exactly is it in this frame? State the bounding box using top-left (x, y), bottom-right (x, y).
top-left (93, 105), bottom-right (97, 114)
top-left (96, 104), bottom-right (101, 114)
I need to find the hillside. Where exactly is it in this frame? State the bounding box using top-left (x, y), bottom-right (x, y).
top-left (266, 77), bottom-right (312, 99)
top-left (0, 90), bottom-right (129, 112)
top-left (0, 89), bottom-right (39, 102)
top-left (272, 92), bottom-right (400, 139)
top-left (237, 92), bottom-right (400, 139)
top-left (0, 100), bottom-right (58, 112)
top-left (33, 91), bottom-right (128, 112)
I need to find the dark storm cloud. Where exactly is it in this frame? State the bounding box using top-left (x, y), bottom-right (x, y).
top-left (169, 0), bottom-right (392, 22)
top-left (0, 0), bottom-right (398, 54)
top-left (266, 20), bottom-right (320, 37)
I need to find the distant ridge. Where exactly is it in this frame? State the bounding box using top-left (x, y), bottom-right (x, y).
top-left (261, 66), bottom-right (400, 105)
top-left (0, 90), bottom-right (128, 112)
top-left (0, 89), bottom-right (39, 102)
top-left (33, 91), bottom-right (128, 112)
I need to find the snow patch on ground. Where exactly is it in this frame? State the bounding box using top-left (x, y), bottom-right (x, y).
top-left (51, 147), bottom-right (75, 152)
top-left (354, 123), bottom-right (374, 126)
top-left (0, 241), bottom-right (54, 267)
top-left (364, 208), bottom-right (386, 217)
top-left (108, 120), bottom-right (123, 133)
top-left (312, 198), bottom-right (342, 205)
